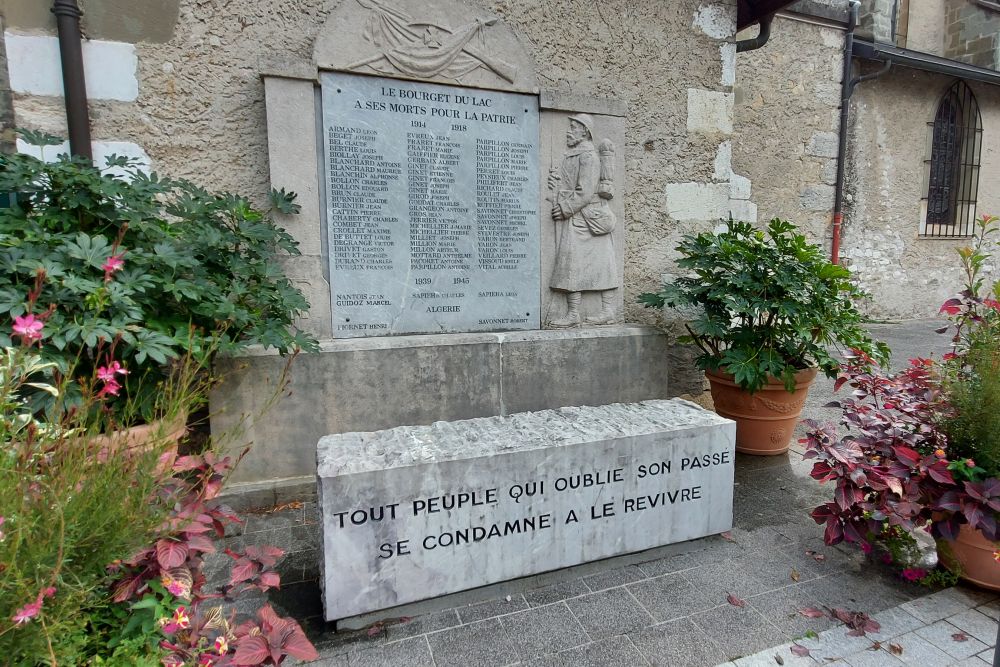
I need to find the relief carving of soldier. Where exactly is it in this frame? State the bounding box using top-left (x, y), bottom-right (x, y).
top-left (548, 113), bottom-right (618, 328)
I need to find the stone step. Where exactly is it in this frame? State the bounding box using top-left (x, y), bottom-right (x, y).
top-left (317, 398), bottom-right (735, 622)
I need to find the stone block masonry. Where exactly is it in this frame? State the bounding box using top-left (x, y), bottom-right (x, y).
top-left (317, 399), bottom-right (735, 621)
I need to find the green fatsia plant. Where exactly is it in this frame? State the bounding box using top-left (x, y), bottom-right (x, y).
top-left (639, 218), bottom-right (889, 393)
top-left (0, 135), bottom-right (318, 422)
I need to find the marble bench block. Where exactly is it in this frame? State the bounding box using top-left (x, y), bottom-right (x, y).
top-left (317, 399), bottom-right (735, 621)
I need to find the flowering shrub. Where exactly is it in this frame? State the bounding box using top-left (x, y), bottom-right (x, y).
top-left (804, 214), bottom-right (1000, 564)
top-left (0, 137), bottom-right (317, 424)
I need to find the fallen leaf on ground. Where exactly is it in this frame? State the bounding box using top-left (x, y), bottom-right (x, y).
top-left (790, 568), bottom-right (801, 582)
top-left (798, 607), bottom-right (826, 618)
top-left (830, 607), bottom-right (880, 636)
top-left (774, 654), bottom-right (784, 665)
top-left (790, 644), bottom-right (810, 657)
top-left (803, 549), bottom-right (826, 563)
top-left (727, 593), bottom-right (746, 607)
top-left (952, 632), bottom-right (969, 642)
top-left (889, 643), bottom-right (903, 655)
top-left (721, 531), bottom-right (736, 542)
top-left (366, 622), bottom-right (384, 637)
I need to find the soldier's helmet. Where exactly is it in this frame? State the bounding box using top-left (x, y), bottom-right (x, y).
top-left (568, 113), bottom-right (594, 138)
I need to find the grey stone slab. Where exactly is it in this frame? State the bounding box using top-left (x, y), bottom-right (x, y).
top-left (951, 657), bottom-right (992, 666)
top-left (843, 646), bottom-right (904, 666)
top-left (976, 599), bottom-right (1000, 620)
top-left (529, 635), bottom-right (647, 667)
top-left (680, 556), bottom-right (774, 603)
top-left (877, 631), bottom-right (953, 666)
top-left (864, 605), bottom-right (925, 642)
top-left (746, 584), bottom-right (837, 638)
top-left (690, 604), bottom-right (789, 661)
top-left (425, 619), bottom-right (519, 667)
top-left (914, 619), bottom-right (988, 659)
top-left (901, 588), bottom-right (980, 624)
top-left (979, 647), bottom-right (995, 662)
top-left (524, 579), bottom-right (592, 607)
top-left (630, 617), bottom-right (728, 667)
top-left (732, 642), bottom-right (817, 666)
top-left (321, 71), bottom-right (540, 337)
top-left (796, 626), bottom-right (876, 663)
top-left (636, 552), bottom-right (699, 578)
top-left (951, 585), bottom-right (999, 607)
top-left (582, 565), bottom-right (646, 592)
top-left (457, 594), bottom-right (529, 624)
top-left (318, 400), bottom-right (734, 620)
top-left (565, 587), bottom-right (655, 639)
top-left (949, 608), bottom-right (999, 644)
top-left (385, 609), bottom-right (460, 641)
top-left (499, 603), bottom-right (590, 660)
top-left (628, 572), bottom-right (720, 622)
top-left (349, 636), bottom-right (434, 667)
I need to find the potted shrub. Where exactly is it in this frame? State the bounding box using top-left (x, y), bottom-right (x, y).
top-left (0, 133), bottom-right (318, 439)
top-left (640, 218), bottom-right (888, 455)
top-left (804, 214), bottom-right (1000, 590)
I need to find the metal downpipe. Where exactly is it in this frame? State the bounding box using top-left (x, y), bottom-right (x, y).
top-left (51, 0), bottom-right (92, 161)
top-left (736, 15), bottom-right (773, 53)
top-left (831, 0), bottom-right (860, 265)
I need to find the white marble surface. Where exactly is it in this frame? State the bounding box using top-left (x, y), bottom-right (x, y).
top-left (318, 400), bottom-right (735, 620)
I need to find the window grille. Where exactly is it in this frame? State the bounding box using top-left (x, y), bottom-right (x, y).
top-left (921, 81), bottom-right (982, 238)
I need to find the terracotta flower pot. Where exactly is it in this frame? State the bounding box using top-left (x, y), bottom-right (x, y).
top-left (939, 524), bottom-right (1000, 591)
top-left (706, 367), bottom-right (818, 455)
top-left (90, 413), bottom-right (187, 475)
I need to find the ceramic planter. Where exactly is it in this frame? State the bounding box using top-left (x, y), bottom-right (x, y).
top-left (939, 523), bottom-right (1000, 592)
top-left (706, 367), bottom-right (818, 455)
top-left (90, 413), bottom-right (187, 475)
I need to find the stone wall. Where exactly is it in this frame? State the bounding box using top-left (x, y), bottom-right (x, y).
top-left (5, 0), bottom-right (737, 329)
top-left (944, 0), bottom-right (1000, 70)
top-left (734, 9), bottom-right (1000, 320)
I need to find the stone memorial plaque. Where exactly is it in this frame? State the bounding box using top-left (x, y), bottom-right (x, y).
top-left (317, 400), bottom-right (735, 620)
top-left (321, 72), bottom-right (541, 337)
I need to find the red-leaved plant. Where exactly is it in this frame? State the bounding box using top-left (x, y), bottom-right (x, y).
top-left (110, 452), bottom-right (318, 666)
top-left (804, 213), bottom-right (1000, 554)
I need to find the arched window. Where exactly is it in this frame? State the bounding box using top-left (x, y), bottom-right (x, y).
top-left (922, 81), bottom-right (982, 237)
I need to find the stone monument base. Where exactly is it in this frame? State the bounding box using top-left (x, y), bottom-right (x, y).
top-left (211, 325), bottom-right (697, 501)
top-left (317, 399), bottom-right (735, 621)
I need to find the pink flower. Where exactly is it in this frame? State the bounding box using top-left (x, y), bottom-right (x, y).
top-left (214, 635), bottom-right (229, 654)
top-left (966, 458), bottom-right (976, 468)
top-left (42, 587), bottom-right (56, 599)
top-left (97, 378), bottom-right (122, 398)
top-left (102, 252), bottom-right (125, 280)
top-left (985, 298), bottom-right (1000, 313)
top-left (96, 361), bottom-right (128, 382)
top-left (12, 314), bottom-right (43, 342)
top-left (901, 568), bottom-right (927, 582)
top-left (12, 599), bottom-right (42, 625)
top-left (0, 515), bottom-right (5, 542)
top-left (861, 541), bottom-right (873, 555)
top-left (172, 606), bottom-right (190, 630)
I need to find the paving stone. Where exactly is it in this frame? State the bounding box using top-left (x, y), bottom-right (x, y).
top-left (565, 587), bottom-right (654, 639)
top-left (681, 557), bottom-right (773, 603)
top-left (425, 619), bottom-right (519, 667)
top-left (456, 594), bottom-right (529, 624)
top-left (731, 642), bottom-right (816, 667)
top-left (842, 645), bottom-right (904, 666)
top-left (529, 635), bottom-right (647, 667)
top-left (725, 526), bottom-right (794, 555)
top-left (244, 507), bottom-right (304, 533)
top-left (976, 600), bottom-right (1000, 620)
top-left (690, 602), bottom-right (789, 661)
top-left (499, 603), bottom-right (589, 660)
top-left (630, 617), bottom-right (727, 667)
top-left (796, 626), bottom-right (876, 663)
top-left (914, 619), bottom-right (987, 659)
top-left (628, 572), bottom-right (719, 622)
top-left (951, 657), bottom-right (991, 666)
top-left (901, 587), bottom-right (980, 624)
top-left (746, 584), bottom-right (837, 638)
top-left (748, 549), bottom-right (826, 591)
top-left (951, 585), bottom-right (999, 607)
top-left (979, 646), bottom-right (996, 662)
top-left (864, 605), bottom-right (925, 642)
top-left (523, 579), bottom-right (591, 607)
top-left (385, 609), bottom-right (460, 641)
top-left (582, 564), bottom-right (647, 591)
top-left (349, 636), bottom-right (434, 667)
top-left (309, 654), bottom-right (351, 667)
top-left (877, 631), bottom-right (953, 666)
top-left (636, 552), bottom-right (698, 578)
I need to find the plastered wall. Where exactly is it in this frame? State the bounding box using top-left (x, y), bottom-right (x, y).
top-left (4, 0), bottom-right (739, 329)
